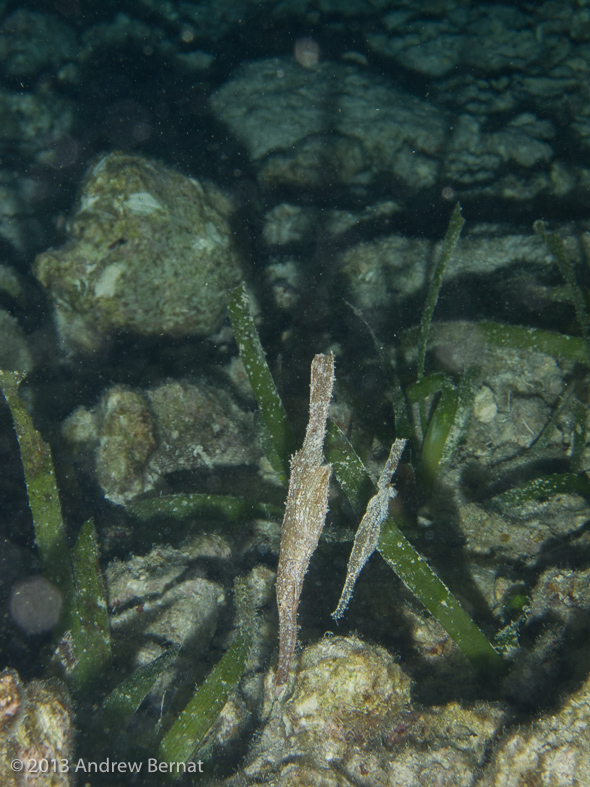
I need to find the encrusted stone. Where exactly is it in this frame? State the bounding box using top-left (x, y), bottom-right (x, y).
top-left (34, 152), bottom-right (243, 353)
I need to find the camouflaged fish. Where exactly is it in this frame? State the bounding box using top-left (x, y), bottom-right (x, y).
top-left (332, 438), bottom-right (407, 620)
top-left (275, 353), bottom-right (334, 695)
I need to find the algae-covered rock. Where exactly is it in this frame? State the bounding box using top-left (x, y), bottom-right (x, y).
top-left (339, 226), bottom-right (552, 331)
top-left (0, 668), bottom-right (72, 786)
top-left (421, 321), bottom-right (590, 576)
top-left (237, 636), bottom-right (505, 787)
top-left (210, 57), bottom-right (446, 191)
top-left (63, 378), bottom-right (261, 506)
top-left (210, 55), bottom-right (558, 200)
top-left (106, 535), bottom-right (228, 672)
top-left (480, 667), bottom-right (590, 786)
top-left (93, 387), bottom-right (157, 506)
top-left (0, 90), bottom-right (74, 162)
top-left (284, 635), bottom-right (412, 761)
top-left (0, 10), bottom-right (77, 78)
top-left (34, 152), bottom-right (243, 353)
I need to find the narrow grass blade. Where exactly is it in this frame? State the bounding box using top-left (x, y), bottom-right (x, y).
top-left (345, 301), bottom-right (412, 438)
top-left (0, 370), bottom-right (73, 608)
top-left (420, 383), bottom-right (460, 485)
top-left (570, 399), bottom-right (587, 473)
top-left (417, 203), bottom-right (465, 381)
top-left (227, 283), bottom-right (292, 479)
top-left (491, 473), bottom-right (590, 511)
top-left (438, 367), bottom-right (478, 467)
top-left (69, 519), bottom-right (111, 688)
top-left (99, 649), bottom-right (179, 731)
top-left (378, 519), bottom-right (503, 673)
top-left (406, 372), bottom-right (447, 403)
top-left (419, 368), bottom-right (478, 486)
top-left (534, 221), bottom-right (590, 360)
top-left (325, 420), bottom-right (374, 517)
top-left (480, 322), bottom-right (588, 364)
top-left (158, 628), bottom-right (250, 765)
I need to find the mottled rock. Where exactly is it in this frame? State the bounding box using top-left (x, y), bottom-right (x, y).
top-left (282, 636), bottom-right (412, 758)
top-left (105, 535), bottom-right (229, 723)
top-left (0, 310), bottom-right (33, 374)
top-left (339, 234), bottom-right (430, 317)
top-left (0, 668), bottom-right (72, 786)
top-left (338, 226), bottom-right (552, 329)
top-left (457, 494), bottom-right (590, 568)
top-left (0, 265), bottom-right (23, 303)
top-left (234, 636), bottom-right (506, 787)
top-left (444, 112), bottom-right (554, 186)
top-left (106, 536), bottom-right (228, 661)
top-left (262, 200), bottom-right (402, 247)
top-left (93, 387), bottom-right (157, 506)
top-left (530, 567), bottom-right (590, 628)
top-left (34, 152), bottom-right (243, 353)
top-left (366, 6), bottom-right (467, 77)
top-left (366, 3), bottom-right (569, 79)
top-left (265, 260), bottom-right (301, 312)
top-left (211, 41), bottom-right (568, 199)
top-left (211, 57), bottom-right (446, 191)
top-left (457, 344), bottom-right (565, 465)
top-left (481, 669), bottom-right (590, 786)
top-left (362, 4), bottom-right (590, 201)
top-left (126, 0), bottom-right (258, 45)
top-left (63, 378), bottom-right (261, 506)
top-left (399, 320), bottom-right (590, 614)
top-left (0, 89), bottom-right (74, 161)
top-left (0, 177), bottom-right (30, 254)
top-left (79, 12), bottom-right (166, 65)
top-left (0, 11), bottom-right (77, 78)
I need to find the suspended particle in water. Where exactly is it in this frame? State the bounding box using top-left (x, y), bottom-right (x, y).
top-left (294, 37), bottom-right (320, 68)
top-left (9, 576), bottom-right (63, 634)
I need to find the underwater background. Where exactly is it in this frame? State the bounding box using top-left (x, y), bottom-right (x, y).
top-left (2, 0), bottom-right (590, 784)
